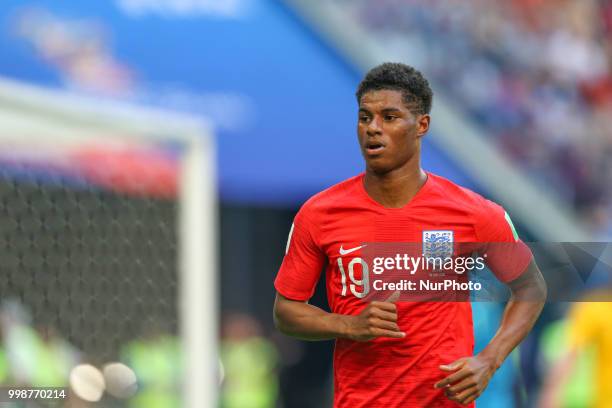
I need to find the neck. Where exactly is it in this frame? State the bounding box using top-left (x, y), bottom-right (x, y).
top-left (364, 161), bottom-right (427, 209)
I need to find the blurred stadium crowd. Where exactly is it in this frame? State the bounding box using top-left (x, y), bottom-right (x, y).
top-left (334, 0), bottom-right (612, 238)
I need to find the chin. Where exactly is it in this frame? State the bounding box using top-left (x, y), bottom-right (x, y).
top-left (366, 160), bottom-right (393, 175)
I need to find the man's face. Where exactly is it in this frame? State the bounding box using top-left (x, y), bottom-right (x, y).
top-left (357, 89), bottom-right (429, 174)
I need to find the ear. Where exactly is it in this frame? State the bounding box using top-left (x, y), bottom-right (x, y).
top-left (416, 114), bottom-right (430, 138)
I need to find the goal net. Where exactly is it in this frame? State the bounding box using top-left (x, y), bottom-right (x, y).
top-left (0, 77), bottom-right (217, 407)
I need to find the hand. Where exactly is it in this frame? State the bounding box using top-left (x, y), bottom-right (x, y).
top-left (433, 355), bottom-right (496, 405)
top-left (343, 291), bottom-right (405, 341)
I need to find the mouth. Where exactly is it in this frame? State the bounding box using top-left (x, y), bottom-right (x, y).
top-left (364, 141), bottom-right (385, 155)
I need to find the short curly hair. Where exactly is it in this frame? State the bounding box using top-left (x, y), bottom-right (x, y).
top-left (356, 62), bottom-right (433, 115)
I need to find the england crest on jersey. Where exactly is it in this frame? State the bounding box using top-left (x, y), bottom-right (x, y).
top-left (422, 230), bottom-right (454, 259)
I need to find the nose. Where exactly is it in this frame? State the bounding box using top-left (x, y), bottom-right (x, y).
top-left (367, 116), bottom-right (382, 136)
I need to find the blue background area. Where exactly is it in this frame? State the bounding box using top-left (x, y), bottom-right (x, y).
top-left (472, 302), bottom-right (517, 408)
top-left (0, 0), bottom-right (476, 205)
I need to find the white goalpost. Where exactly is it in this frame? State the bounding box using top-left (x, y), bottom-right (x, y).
top-left (0, 77), bottom-right (217, 407)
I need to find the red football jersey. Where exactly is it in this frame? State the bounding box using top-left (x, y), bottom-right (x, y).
top-left (275, 172), bottom-right (531, 408)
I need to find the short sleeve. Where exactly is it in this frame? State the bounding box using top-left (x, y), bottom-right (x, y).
top-left (476, 199), bottom-right (519, 243)
top-left (475, 199), bottom-right (533, 282)
top-left (274, 205), bottom-right (326, 301)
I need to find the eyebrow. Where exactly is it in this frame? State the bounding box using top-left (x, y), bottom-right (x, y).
top-left (381, 107), bottom-right (403, 113)
top-left (358, 107), bottom-right (403, 114)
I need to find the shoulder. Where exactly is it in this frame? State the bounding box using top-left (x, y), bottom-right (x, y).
top-left (427, 172), bottom-right (516, 241)
top-left (428, 172), bottom-right (520, 241)
top-left (297, 173), bottom-right (363, 221)
top-left (427, 172), bottom-right (502, 215)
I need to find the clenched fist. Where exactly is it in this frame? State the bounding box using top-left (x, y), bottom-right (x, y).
top-left (343, 291), bottom-right (405, 341)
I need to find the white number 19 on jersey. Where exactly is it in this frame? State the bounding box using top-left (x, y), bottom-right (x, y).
top-left (337, 257), bottom-right (370, 298)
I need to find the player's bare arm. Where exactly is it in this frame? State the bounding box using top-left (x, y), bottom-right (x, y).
top-left (274, 291), bottom-right (405, 342)
top-left (435, 259), bottom-right (547, 405)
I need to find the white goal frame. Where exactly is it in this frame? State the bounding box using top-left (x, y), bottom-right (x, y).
top-left (0, 77), bottom-right (217, 408)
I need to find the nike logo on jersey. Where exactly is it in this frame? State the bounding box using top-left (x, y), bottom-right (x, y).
top-left (339, 244), bottom-right (367, 256)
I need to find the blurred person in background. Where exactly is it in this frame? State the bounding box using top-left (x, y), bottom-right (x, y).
top-left (538, 314), bottom-right (595, 408)
top-left (0, 300), bottom-right (80, 388)
top-left (220, 313), bottom-right (278, 408)
top-left (121, 323), bottom-right (182, 408)
top-left (540, 292), bottom-right (612, 408)
top-left (274, 63), bottom-right (546, 407)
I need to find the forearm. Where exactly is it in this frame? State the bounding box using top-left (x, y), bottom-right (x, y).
top-left (274, 296), bottom-right (349, 341)
top-left (479, 297), bottom-right (543, 368)
top-left (479, 260), bottom-right (546, 368)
